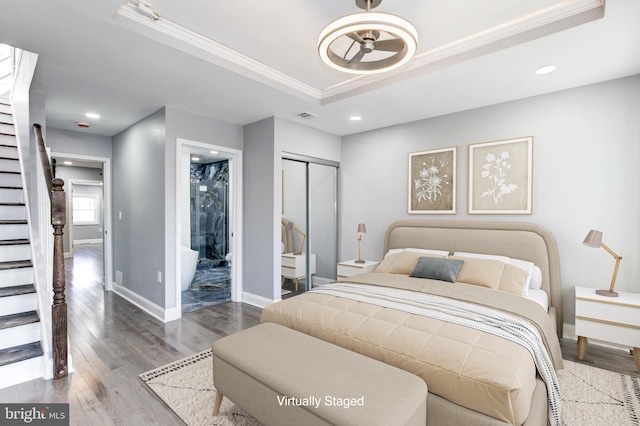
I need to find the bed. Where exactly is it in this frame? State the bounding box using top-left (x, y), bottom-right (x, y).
top-left (262, 221), bottom-right (564, 426)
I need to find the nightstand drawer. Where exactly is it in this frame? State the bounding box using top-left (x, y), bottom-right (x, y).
top-left (337, 260), bottom-right (379, 279)
top-left (575, 299), bottom-right (640, 328)
top-left (575, 317), bottom-right (640, 347)
top-left (281, 255), bottom-right (300, 268)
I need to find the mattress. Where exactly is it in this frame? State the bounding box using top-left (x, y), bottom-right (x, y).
top-left (262, 273), bottom-right (562, 425)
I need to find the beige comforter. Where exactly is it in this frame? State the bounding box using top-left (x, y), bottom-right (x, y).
top-left (262, 273), bottom-right (563, 425)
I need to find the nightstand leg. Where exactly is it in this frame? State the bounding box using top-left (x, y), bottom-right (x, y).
top-left (294, 278), bottom-right (299, 292)
top-left (633, 347), bottom-right (640, 373)
top-left (281, 276), bottom-right (285, 288)
top-left (577, 336), bottom-right (588, 360)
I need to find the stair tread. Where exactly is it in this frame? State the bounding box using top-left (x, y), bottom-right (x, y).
top-left (0, 342), bottom-right (43, 367)
top-left (0, 186), bottom-right (22, 190)
top-left (0, 202), bottom-right (25, 206)
top-left (0, 260), bottom-right (33, 270)
top-left (0, 171), bottom-right (20, 175)
top-left (0, 311), bottom-right (39, 330)
top-left (0, 220), bottom-right (27, 225)
top-left (0, 157), bottom-right (18, 161)
top-left (0, 239), bottom-right (29, 245)
top-left (0, 284), bottom-right (35, 299)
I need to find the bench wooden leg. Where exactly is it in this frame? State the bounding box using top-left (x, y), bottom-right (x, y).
top-left (213, 392), bottom-right (224, 416)
top-left (633, 347), bottom-right (640, 373)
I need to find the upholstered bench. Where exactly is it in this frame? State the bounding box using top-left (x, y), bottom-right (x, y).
top-left (212, 322), bottom-right (427, 426)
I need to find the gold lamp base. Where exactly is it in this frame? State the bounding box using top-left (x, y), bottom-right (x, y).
top-left (595, 289), bottom-right (619, 297)
top-left (354, 259), bottom-right (365, 264)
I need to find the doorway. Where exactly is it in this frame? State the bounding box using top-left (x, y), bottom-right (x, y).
top-left (176, 139), bottom-right (242, 315)
top-left (51, 153), bottom-right (112, 289)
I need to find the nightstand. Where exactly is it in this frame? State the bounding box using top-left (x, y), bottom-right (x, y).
top-left (281, 253), bottom-right (316, 291)
top-left (337, 259), bottom-right (380, 279)
top-left (575, 286), bottom-right (640, 372)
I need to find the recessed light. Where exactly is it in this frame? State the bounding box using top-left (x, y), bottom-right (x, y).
top-left (64, 161), bottom-right (73, 165)
top-left (191, 157), bottom-right (200, 161)
top-left (536, 65), bottom-right (557, 75)
top-left (350, 115), bottom-right (362, 121)
top-left (85, 112), bottom-right (100, 119)
top-left (210, 150), bottom-right (219, 155)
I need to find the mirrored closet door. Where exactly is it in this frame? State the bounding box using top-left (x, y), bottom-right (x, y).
top-left (282, 155), bottom-right (338, 296)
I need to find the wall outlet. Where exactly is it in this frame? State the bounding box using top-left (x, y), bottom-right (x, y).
top-left (116, 270), bottom-right (123, 286)
top-left (157, 271), bottom-right (162, 283)
top-left (118, 211), bottom-right (122, 221)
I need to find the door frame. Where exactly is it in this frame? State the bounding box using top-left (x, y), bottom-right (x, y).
top-left (175, 138), bottom-right (243, 315)
top-left (51, 152), bottom-right (113, 290)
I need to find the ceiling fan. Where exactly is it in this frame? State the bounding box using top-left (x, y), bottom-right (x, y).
top-left (318, 0), bottom-right (418, 74)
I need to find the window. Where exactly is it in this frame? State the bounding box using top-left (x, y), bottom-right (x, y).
top-left (72, 194), bottom-right (100, 225)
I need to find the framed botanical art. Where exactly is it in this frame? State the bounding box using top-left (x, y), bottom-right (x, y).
top-left (408, 147), bottom-right (457, 214)
top-left (468, 136), bottom-right (533, 214)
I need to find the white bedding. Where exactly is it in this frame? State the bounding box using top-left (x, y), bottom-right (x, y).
top-left (525, 288), bottom-right (549, 311)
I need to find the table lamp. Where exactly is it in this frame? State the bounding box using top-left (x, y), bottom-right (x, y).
top-left (286, 221), bottom-right (306, 255)
top-left (583, 229), bottom-right (622, 297)
top-left (355, 223), bottom-right (366, 264)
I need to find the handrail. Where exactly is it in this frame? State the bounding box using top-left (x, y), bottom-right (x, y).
top-left (33, 123), bottom-right (68, 380)
top-left (33, 124), bottom-right (53, 195)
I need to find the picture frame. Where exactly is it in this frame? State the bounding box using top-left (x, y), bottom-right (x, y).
top-left (468, 136), bottom-right (533, 214)
top-left (408, 147), bottom-right (457, 214)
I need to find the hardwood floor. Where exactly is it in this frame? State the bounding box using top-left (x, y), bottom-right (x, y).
top-left (0, 244), bottom-right (637, 425)
top-left (0, 244), bottom-right (261, 425)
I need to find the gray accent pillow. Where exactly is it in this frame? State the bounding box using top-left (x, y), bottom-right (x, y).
top-left (410, 257), bottom-right (464, 283)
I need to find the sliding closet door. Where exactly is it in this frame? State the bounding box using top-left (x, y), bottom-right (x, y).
top-left (282, 156), bottom-right (338, 293)
top-left (308, 163), bottom-right (337, 284)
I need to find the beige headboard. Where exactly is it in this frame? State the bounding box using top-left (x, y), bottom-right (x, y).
top-left (384, 220), bottom-right (563, 337)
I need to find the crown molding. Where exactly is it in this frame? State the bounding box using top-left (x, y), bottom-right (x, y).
top-left (113, 0), bottom-right (605, 105)
top-left (113, 2), bottom-right (322, 102)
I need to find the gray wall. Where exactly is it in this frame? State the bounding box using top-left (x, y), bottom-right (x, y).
top-left (243, 117), bottom-right (279, 300)
top-left (47, 127), bottom-right (113, 159)
top-left (339, 75), bottom-right (640, 325)
top-left (112, 108), bottom-right (166, 307)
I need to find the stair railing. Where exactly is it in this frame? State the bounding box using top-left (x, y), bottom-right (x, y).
top-left (33, 123), bottom-right (67, 379)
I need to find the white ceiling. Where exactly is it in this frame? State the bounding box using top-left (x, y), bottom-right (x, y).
top-left (0, 0), bottom-right (638, 137)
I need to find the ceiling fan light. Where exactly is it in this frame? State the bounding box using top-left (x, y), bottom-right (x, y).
top-left (318, 12), bottom-right (418, 75)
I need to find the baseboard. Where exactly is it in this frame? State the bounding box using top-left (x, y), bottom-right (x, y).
top-left (563, 322), bottom-right (632, 351)
top-left (112, 282), bottom-right (174, 323)
top-left (312, 276), bottom-right (334, 286)
top-left (242, 291), bottom-right (277, 309)
top-left (74, 239), bottom-right (103, 245)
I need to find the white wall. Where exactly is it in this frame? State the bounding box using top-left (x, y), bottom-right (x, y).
top-left (339, 75), bottom-right (640, 325)
top-left (277, 118), bottom-right (341, 162)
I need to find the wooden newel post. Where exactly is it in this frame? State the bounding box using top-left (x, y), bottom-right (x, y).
top-left (51, 178), bottom-right (68, 379)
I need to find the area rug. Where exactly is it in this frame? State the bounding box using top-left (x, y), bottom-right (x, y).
top-left (140, 350), bottom-right (639, 426)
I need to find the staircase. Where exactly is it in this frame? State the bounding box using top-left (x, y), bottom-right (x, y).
top-left (0, 99), bottom-right (44, 388)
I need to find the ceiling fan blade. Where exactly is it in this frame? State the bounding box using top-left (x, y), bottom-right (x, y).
top-left (347, 32), bottom-right (365, 44)
top-left (348, 50), bottom-right (366, 64)
top-left (374, 39), bottom-right (404, 52)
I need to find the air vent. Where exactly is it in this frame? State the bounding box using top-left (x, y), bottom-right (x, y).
top-left (296, 111), bottom-right (319, 119)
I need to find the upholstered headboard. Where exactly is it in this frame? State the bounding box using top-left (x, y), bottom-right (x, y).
top-left (384, 220), bottom-right (563, 337)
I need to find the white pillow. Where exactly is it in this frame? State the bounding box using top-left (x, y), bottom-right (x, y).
top-left (453, 251), bottom-right (510, 263)
top-left (510, 258), bottom-right (535, 295)
top-left (386, 248), bottom-right (450, 258)
top-left (453, 252), bottom-right (535, 295)
top-left (530, 266), bottom-right (543, 290)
